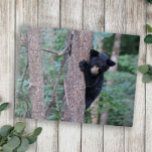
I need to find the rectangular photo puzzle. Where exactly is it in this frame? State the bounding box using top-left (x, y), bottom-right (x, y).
top-left (15, 26), bottom-right (140, 127)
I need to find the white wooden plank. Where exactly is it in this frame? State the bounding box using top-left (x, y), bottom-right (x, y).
top-left (83, 0), bottom-right (105, 31)
top-left (38, 0), bottom-right (60, 27)
top-left (37, 120), bottom-right (58, 152)
top-left (15, 0), bottom-right (38, 151)
top-left (125, 0), bottom-right (146, 152)
top-left (82, 0), bottom-right (104, 151)
top-left (37, 0), bottom-right (60, 151)
top-left (22, 0), bottom-right (38, 26)
top-left (145, 3), bottom-right (152, 152)
top-left (59, 0), bottom-right (82, 151)
top-left (105, 0), bottom-right (126, 33)
top-left (59, 122), bottom-right (81, 152)
top-left (0, 0), bottom-right (15, 125)
top-left (61, 0), bottom-right (83, 29)
top-left (82, 124), bottom-right (103, 152)
top-left (104, 0), bottom-right (126, 152)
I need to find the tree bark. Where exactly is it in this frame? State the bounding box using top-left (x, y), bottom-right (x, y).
top-left (109, 34), bottom-right (122, 73)
top-left (27, 27), bottom-right (45, 119)
top-left (63, 30), bottom-right (93, 123)
top-left (100, 34), bottom-right (122, 125)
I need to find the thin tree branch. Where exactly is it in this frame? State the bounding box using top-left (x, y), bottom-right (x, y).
top-left (21, 89), bottom-right (31, 118)
top-left (45, 32), bottom-right (72, 117)
top-left (45, 56), bottom-right (67, 116)
top-left (17, 62), bottom-right (28, 98)
top-left (43, 45), bottom-right (69, 56)
top-left (16, 48), bottom-right (31, 117)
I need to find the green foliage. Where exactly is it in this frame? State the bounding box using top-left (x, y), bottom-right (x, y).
top-left (26, 135), bottom-right (37, 145)
top-left (0, 103), bottom-right (9, 112)
top-left (142, 74), bottom-right (152, 83)
top-left (144, 34), bottom-right (152, 44)
top-left (147, 0), bottom-right (152, 3)
top-left (41, 29), bottom-right (67, 120)
top-left (0, 126), bottom-right (13, 137)
top-left (138, 64), bottom-right (152, 83)
top-left (0, 122), bottom-right (42, 152)
top-left (120, 35), bottom-right (140, 55)
top-left (118, 55), bottom-right (138, 74)
top-left (2, 136), bottom-right (20, 152)
top-left (100, 34), bottom-right (140, 56)
top-left (14, 123), bottom-right (25, 135)
top-left (17, 138), bottom-right (29, 152)
top-left (102, 34), bottom-right (115, 56)
top-left (0, 105), bottom-right (42, 151)
top-left (33, 128), bottom-right (42, 137)
top-left (93, 32), bottom-right (114, 55)
top-left (84, 109), bottom-right (92, 124)
top-left (26, 127), bottom-right (42, 144)
top-left (146, 24), bottom-right (152, 32)
top-left (138, 64), bottom-right (151, 74)
top-left (96, 70), bottom-right (136, 126)
top-left (145, 24), bottom-right (152, 44)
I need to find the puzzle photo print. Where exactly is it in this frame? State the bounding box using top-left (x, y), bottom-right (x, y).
top-left (15, 26), bottom-right (140, 127)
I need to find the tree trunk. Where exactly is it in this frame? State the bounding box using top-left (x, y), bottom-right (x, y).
top-left (109, 34), bottom-right (122, 73)
top-left (27, 27), bottom-right (45, 119)
top-left (62, 30), bottom-right (93, 123)
top-left (100, 34), bottom-right (122, 125)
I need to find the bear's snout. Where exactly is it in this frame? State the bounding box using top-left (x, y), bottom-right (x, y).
top-left (91, 66), bottom-right (99, 75)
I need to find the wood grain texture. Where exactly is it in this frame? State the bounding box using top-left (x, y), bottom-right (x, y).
top-left (104, 1), bottom-right (125, 151)
top-left (59, 122), bottom-right (81, 152)
top-left (125, 1), bottom-right (146, 152)
top-left (37, 0), bottom-right (59, 151)
top-left (0, 0), bottom-right (151, 152)
top-left (38, 0), bottom-right (60, 27)
top-left (59, 0), bottom-right (82, 151)
top-left (82, 0), bottom-right (104, 151)
top-left (83, 0), bottom-right (104, 31)
top-left (15, 0), bottom-right (38, 152)
top-left (105, 0), bottom-right (126, 33)
top-left (0, 0), bottom-right (15, 125)
top-left (146, 3), bottom-right (152, 152)
top-left (61, 0), bottom-right (82, 29)
top-left (37, 120), bottom-right (58, 152)
top-left (82, 124), bottom-right (103, 152)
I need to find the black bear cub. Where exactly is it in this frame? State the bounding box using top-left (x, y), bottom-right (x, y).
top-left (79, 49), bottom-right (115, 109)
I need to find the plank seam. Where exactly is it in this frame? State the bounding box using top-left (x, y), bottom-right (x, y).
top-left (14, 0), bottom-right (17, 125)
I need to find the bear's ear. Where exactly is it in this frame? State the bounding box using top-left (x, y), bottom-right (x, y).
top-left (107, 59), bottom-right (116, 66)
top-left (90, 49), bottom-right (99, 57)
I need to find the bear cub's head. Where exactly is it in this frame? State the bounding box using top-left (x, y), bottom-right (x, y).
top-left (90, 49), bottom-right (115, 75)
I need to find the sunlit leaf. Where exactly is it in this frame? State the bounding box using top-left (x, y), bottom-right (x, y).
top-left (17, 138), bottom-right (29, 152)
top-left (142, 74), bottom-right (152, 83)
top-left (0, 103), bottom-right (9, 112)
top-left (33, 127), bottom-right (42, 137)
top-left (146, 24), bottom-right (152, 33)
top-left (26, 135), bottom-right (37, 144)
top-left (144, 34), bottom-right (152, 44)
top-left (2, 136), bottom-right (20, 152)
top-left (0, 125), bottom-right (13, 137)
top-left (14, 122), bottom-right (25, 134)
top-left (138, 64), bottom-right (150, 74)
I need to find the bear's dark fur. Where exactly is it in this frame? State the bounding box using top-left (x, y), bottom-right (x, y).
top-left (79, 49), bottom-right (115, 109)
